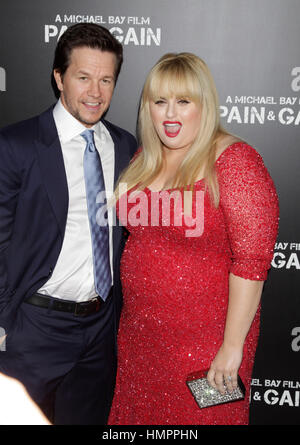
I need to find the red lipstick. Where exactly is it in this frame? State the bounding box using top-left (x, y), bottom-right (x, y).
top-left (163, 121), bottom-right (182, 138)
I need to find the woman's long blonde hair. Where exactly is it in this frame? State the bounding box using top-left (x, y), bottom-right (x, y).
top-left (115, 52), bottom-right (228, 206)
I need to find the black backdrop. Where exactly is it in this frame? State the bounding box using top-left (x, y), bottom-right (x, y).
top-left (0, 0), bottom-right (299, 425)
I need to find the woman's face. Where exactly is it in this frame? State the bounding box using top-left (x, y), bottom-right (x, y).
top-left (149, 95), bottom-right (202, 153)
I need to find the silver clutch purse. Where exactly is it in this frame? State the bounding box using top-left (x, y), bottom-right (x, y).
top-left (186, 369), bottom-right (245, 409)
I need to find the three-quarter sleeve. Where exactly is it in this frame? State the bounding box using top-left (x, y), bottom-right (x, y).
top-left (217, 143), bottom-right (279, 281)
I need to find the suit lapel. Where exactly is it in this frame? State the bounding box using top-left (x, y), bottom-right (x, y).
top-left (101, 119), bottom-right (130, 186)
top-left (35, 106), bottom-right (69, 237)
top-left (34, 111), bottom-right (131, 265)
top-left (101, 119), bottom-right (131, 267)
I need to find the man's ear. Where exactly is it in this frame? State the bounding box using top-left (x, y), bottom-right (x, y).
top-left (53, 69), bottom-right (63, 92)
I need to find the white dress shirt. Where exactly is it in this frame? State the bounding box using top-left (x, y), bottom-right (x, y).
top-left (38, 100), bottom-right (115, 302)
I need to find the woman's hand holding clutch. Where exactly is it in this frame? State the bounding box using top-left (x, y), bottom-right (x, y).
top-left (206, 342), bottom-right (243, 394)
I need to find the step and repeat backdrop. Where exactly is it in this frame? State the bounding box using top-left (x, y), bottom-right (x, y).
top-left (0, 0), bottom-right (299, 425)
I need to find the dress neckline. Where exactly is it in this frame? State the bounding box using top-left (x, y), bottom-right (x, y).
top-left (145, 141), bottom-right (244, 193)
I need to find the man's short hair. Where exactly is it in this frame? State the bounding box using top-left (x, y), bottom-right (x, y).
top-left (51, 23), bottom-right (123, 98)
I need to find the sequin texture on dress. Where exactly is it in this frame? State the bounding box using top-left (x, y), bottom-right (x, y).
top-left (108, 143), bottom-right (279, 425)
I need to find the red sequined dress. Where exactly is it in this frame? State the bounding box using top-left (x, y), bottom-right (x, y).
top-left (108, 143), bottom-right (279, 425)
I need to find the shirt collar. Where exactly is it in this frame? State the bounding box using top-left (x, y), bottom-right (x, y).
top-left (53, 99), bottom-right (106, 144)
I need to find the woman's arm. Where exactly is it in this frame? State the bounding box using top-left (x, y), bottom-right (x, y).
top-left (206, 143), bottom-right (279, 394)
top-left (207, 274), bottom-right (263, 393)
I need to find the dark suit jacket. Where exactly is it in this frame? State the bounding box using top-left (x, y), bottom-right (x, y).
top-left (0, 105), bottom-right (137, 333)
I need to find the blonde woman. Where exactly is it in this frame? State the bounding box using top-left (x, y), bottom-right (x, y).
top-left (109, 53), bottom-right (279, 425)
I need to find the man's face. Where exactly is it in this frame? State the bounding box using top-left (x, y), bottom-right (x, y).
top-left (54, 46), bottom-right (117, 127)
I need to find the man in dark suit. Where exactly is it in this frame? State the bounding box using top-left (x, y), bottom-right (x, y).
top-left (0, 23), bottom-right (137, 425)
